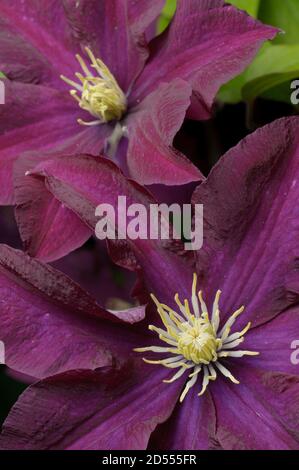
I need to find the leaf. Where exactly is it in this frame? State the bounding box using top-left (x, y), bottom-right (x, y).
top-left (157, 0), bottom-right (177, 34)
top-left (258, 0), bottom-right (299, 44)
top-left (219, 1), bottom-right (299, 104)
top-left (242, 43), bottom-right (299, 101)
top-left (227, 0), bottom-right (260, 18)
top-left (217, 74), bottom-right (246, 104)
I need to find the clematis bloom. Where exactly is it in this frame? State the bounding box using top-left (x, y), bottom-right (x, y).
top-left (0, 0), bottom-right (278, 261)
top-left (0, 0), bottom-right (277, 194)
top-left (1, 116), bottom-right (299, 449)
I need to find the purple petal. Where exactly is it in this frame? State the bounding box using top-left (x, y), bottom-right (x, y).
top-left (127, 79), bottom-right (204, 185)
top-left (244, 307), bottom-right (299, 376)
top-left (51, 238), bottom-right (136, 307)
top-left (15, 176), bottom-right (92, 262)
top-left (128, 0), bottom-right (164, 36)
top-left (0, 81), bottom-right (81, 205)
top-left (193, 116), bottom-right (299, 329)
top-left (26, 155), bottom-right (194, 305)
top-left (62, 0), bottom-right (153, 92)
top-left (132, 1), bottom-right (277, 118)
top-left (0, 0), bottom-right (163, 89)
top-left (0, 244), bottom-right (147, 378)
top-left (11, 102), bottom-right (110, 261)
top-left (0, 0), bottom-right (78, 85)
top-left (0, 365), bottom-right (181, 450)
top-left (149, 389), bottom-right (217, 450)
top-left (212, 367), bottom-right (299, 449)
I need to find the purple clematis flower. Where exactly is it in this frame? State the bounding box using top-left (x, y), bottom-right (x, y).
top-left (0, 0), bottom-right (277, 260)
top-left (0, 0), bottom-right (277, 193)
top-left (1, 116), bottom-right (299, 450)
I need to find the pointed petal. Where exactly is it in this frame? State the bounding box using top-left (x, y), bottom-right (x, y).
top-left (24, 155), bottom-right (193, 305)
top-left (193, 116), bottom-right (299, 328)
top-left (0, 81), bottom-right (81, 205)
top-left (132, 1), bottom-right (277, 118)
top-left (127, 79), bottom-right (203, 185)
top-left (62, 0), bottom-right (160, 92)
top-left (213, 367), bottom-right (299, 449)
top-left (0, 244), bottom-right (146, 379)
top-left (149, 388), bottom-right (217, 450)
top-left (0, 0), bottom-right (78, 85)
top-left (244, 307), bottom-right (299, 376)
top-left (0, 365), bottom-right (182, 450)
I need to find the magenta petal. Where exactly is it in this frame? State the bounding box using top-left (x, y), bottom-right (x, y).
top-left (15, 176), bottom-right (92, 262)
top-left (0, 365), bottom-right (181, 450)
top-left (14, 124), bottom-right (109, 261)
top-left (127, 79), bottom-right (204, 185)
top-left (243, 307), bottom-right (299, 376)
top-left (26, 155), bottom-right (193, 304)
top-left (0, 0), bottom-right (78, 85)
top-left (62, 0), bottom-right (148, 92)
top-left (150, 389), bottom-right (217, 450)
top-left (212, 367), bottom-right (299, 449)
top-left (128, 0), bottom-right (164, 36)
top-left (132, 2), bottom-right (277, 117)
top-left (0, 81), bottom-right (81, 205)
top-left (193, 116), bottom-right (299, 328)
top-left (0, 244), bottom-right (147, 378)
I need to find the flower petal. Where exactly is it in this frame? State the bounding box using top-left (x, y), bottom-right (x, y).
top-left (0, 244), bottom-right (147, 379)
top-left (0, 365), bottom-right (181, 450)
top-left (14, 133), bottom-right (109, 262)
top-left (7, 82), bottom-right (110, 260)
top-left (0, 80), bottom-right (81, 205)
top-left (25, 155), bottom-right (194, 304)
top-left (149, 388), bottom-right (217, 450)
top-left (0, 0), bottom-right (78, 85)
top-left (127, 79), bottom-right (204, 185)
top-left (193, 116), bottom-right (299, 328)
top-left (15, 176), bottom-right (92, 262)
top-left (62, 0), bottom-right (159, 92)
top-left (212, 367), bottom-right (299, 449)
top-left (128, 0), bottom-right (164, 36)
top-left (244, 307), bottom-right (299, 376)
top-left (0, 0), bottom-right (163, 88)
top-left (132, 1), bottom-right (277, 118)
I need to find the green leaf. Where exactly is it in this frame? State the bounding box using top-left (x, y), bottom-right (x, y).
top-left (226, 0), bottom-right (260, 18)
top-left (157, 0), bottom-right (177, 34)
top-left (0, 72), bottom-right (5, 78)
top-left (241, 43), bottom-right (299, 101)
top-left (217, 74), bottom-right (246, 104)
top-left (258, 0), bottom-right (299, 44)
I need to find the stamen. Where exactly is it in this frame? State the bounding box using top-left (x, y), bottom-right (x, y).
top-left (135, 274), bottom-right (259, 402)
top-left (61, 47), bottom-right (127, 126)
top-left (192, 273), bottom-right (200, 317)
top-left (163, 366), bottom-right (190, 384)
top-left (198, 366), bottom-right (210, 396)
top-left (214, 361), bottom-right (239, 384)
top-left (198, 291), bottom-right (208, 315)
top-left (211, 290), bottom-right (221, 332)
top-left (180, 373), bottom-right (199, 402)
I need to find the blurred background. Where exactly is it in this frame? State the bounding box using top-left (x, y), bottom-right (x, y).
top-left (1, 0), bottom-right (299, 426)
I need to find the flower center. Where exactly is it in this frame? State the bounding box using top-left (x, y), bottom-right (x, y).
top-left (177, 317), bottom-right (220, 364)
top-left (61, 47), bottom-right (127, 126)
top-left (134, 273), bottom-right (259, 402)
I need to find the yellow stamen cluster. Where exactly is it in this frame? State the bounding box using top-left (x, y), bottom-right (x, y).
top-left (135, 274), bottom-right (259, 402)
top-left (61, 47), bottom-right (127, 126)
